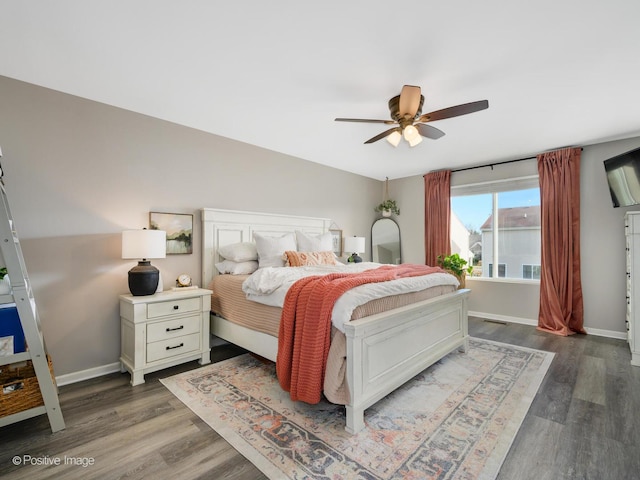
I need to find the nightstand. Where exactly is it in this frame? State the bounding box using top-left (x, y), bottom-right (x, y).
top-left (119, 288), bottom-right (212, 386)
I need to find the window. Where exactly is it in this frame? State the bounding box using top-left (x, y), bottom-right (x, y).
top-left (522, 264), bottom-right (541, 279)
top-left (450, 176), bottom-right (540, 280)
top-left (489, 263), bottom-right (506, 278)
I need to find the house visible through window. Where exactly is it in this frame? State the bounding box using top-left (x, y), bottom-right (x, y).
top-left (522, 264), bottom-right (541, 279)
top-left (450, 176), bottom-right (541, 280)
top-left (489, 263), bottom-right (506, 277)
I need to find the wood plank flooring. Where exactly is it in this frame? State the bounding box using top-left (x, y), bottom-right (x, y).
top-left (1, 317), bottom-right (639, 480)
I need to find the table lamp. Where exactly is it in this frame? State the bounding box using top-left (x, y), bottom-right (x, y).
top-left (122, 229), bottom-right (166, 295)
top-left (344, 236), bottom-right (365, 263)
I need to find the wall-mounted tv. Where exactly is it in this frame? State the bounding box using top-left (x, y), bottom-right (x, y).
top-left (604, 146), bottom-right (640, 208)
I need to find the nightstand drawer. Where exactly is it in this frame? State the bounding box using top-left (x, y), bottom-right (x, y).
top-left (147, 315), bottom-right (200, 343)
top-left (147, 297), bottom-right (200, 319)
top-left (146, 333), bottom-right (200, 363)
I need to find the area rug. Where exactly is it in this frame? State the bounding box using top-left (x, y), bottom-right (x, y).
top-left (160, 338), bottom-right (553, 480)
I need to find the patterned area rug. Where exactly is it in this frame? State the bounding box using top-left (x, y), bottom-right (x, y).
top-left (161, 338), bottom-right (553, 480)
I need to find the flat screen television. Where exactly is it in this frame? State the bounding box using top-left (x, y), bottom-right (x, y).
top-left (604, 146), bottom-right (640, 208)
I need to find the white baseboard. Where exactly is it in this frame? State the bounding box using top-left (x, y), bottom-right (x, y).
top-left (469, 311), bottom-right (627, 340)
top-left (469, 311), bottom-right (537, 327)
top-left (55, 315), bottom-right (628, 387)
top-left (56, 340), bottom-right (228, 387)
top-left (56, 337), bottom-right (227, 386)
top-left (583, 326), bottom-right (627, 340)
top-left (55, 361), bottom-right (122, 387)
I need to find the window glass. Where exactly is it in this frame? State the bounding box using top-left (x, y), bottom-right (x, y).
top-left (523, 264), bottom-right (541, 280)
top-left (488, 263), bottom-right (506, 277)
top-left (451, 182), bottom-right (540, 280)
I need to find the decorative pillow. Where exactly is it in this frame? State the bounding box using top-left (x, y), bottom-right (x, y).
top-left (215, 260), bottom-right (259, 275)
top-left (253, 232), bottom-right (297, 268)
top-left (296, 230), bottom-right (333, 252)
top-left (218, 242), bottom-right (258, 262)
top-left (284, 250), bottom-right (339, 267)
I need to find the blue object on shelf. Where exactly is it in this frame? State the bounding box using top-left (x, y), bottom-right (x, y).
top-left (0, 303), bottom-right (25, 354)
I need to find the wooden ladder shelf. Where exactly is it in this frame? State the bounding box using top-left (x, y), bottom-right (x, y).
top-left (0, 148), bottom-right (65, 432)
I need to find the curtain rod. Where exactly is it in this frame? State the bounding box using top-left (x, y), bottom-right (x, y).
top-left (451, 148), bottom-right (583, 173)
top-left (451, 155), bottom-right (535, 173)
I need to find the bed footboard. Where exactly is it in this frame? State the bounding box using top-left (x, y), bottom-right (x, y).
top-left (210, 288), bottom-right (469, 434)
top-left (343, 288), bottom-right (469, 434)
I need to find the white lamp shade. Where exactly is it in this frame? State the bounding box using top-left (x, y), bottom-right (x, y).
top-left (403, 124), bottom-right (419, 142)
top-left (344, 236), bottom-right (365, 254)
top-left (386, 130), bottom-right (402, 147)
top-left (122, 229), bottom-right (167, 259)
top-left (408, 134), bottom-right (423, 147)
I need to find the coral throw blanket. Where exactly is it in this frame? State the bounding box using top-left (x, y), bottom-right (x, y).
top-left (276, 264), bottom-right (444, 404)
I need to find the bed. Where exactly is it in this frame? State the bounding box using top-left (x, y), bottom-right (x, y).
top-left (201, 208), bottom-right (470, 433)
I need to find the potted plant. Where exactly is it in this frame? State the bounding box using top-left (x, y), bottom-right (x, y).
top-left (374, 199), bottom-right (400, 217)
top-left (0, 267), bottom-right (10, 294)
top-left (436, 253), bottom-right (472, 288)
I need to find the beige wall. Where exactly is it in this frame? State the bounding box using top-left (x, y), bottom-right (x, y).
top-left (2, 73), bottom-right (638, 380)
top-left (390, 137), bottom-right (640, 337)
top-left (0, 76), bottom-right (381, 378)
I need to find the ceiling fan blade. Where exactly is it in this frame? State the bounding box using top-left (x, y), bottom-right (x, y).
top-left (335, 118), bottom-right (395, 124)
top-left (364, 127), bottom-right (401, 144)
top-left (398, 85), bottom-right (422, 117)
top-left (417, 99), bottom-right (489, 123)
top-left (416, 123), bottom-right (446, 140)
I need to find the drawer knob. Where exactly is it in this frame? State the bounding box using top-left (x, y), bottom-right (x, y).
top-left (173, 305), bottom-right (179, 310)
top-left (166, 343), bottom-right (184, 351)
top-left (166, 325), bottom-right (184, 332)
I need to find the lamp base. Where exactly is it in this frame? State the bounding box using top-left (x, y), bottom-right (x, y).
top-left (128, 260), bottom-right (160, 296)
top-left (348, 253), bottom-right (362, 263)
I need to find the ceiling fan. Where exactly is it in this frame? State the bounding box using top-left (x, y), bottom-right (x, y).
top-left (335, 85), bottom-right (488, 147)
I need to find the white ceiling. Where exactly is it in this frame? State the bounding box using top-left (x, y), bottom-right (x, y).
top-left (2, 1), bottom-right (640, 180)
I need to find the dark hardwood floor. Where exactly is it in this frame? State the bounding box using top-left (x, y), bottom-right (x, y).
top-left (1, 317), bottom-right (639, 480)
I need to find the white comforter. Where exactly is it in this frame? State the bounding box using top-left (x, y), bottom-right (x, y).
top-left (242, 262), bottom-right (459, 332)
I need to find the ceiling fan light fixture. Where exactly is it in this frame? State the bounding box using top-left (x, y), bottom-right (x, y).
top-left (386, 131), bottom-right (401, 147)
top-left (334, 85), bottom-right (488, 146)
top-left (403, 124), bottom-right (419, 142)
top-left (408, 134), bottom-right (423, 147)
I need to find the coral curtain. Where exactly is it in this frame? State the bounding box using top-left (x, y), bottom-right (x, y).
top-left (537, 147), bottom-right (585, 336)
top-left (424, 170), bottom-right (451, 267)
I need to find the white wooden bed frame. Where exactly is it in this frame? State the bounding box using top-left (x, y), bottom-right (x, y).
top-left (201, 208), bottom-right (469, 433)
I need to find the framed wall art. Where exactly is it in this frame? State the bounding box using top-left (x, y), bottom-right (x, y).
top-left (329, 229), bottom-right (342, 256)
top-left (149, 212), bottom-right (193, 255)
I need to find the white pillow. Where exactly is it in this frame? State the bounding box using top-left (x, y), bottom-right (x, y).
top-left (253, 232), bottom-right (297, 268)
top-left (215, 260), bottom-right (259, 275)
top-left (296, 230), bottom-right (333, 252)
top-left (218, 242), bottom-right (258, 262)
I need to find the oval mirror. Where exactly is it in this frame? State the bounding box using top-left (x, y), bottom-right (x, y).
top-left (371, 218), bottom-right (401, 264)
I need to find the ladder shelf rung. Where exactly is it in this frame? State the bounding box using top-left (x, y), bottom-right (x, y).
top-left (0, 406), bottom-right (49, 429)
top-left (0, 351), bottom-right (31, 365)
top-left (0, 293), bottom-right (14, 304)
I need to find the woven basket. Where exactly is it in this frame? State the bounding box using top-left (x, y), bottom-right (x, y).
top-left (0, 356), bottom-right (55, 418)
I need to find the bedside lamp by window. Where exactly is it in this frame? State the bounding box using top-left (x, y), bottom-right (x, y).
top-left (344, 236), bottom-right (365, 263)
top-left (122, 229), bottom-right (166, 296)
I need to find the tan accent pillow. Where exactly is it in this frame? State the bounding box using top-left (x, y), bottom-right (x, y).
top-left (284, 251), bottom-right (338, 267)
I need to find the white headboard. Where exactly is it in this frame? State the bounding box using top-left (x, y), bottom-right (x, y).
top-left (201, 208), bottom-right (332, 288)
